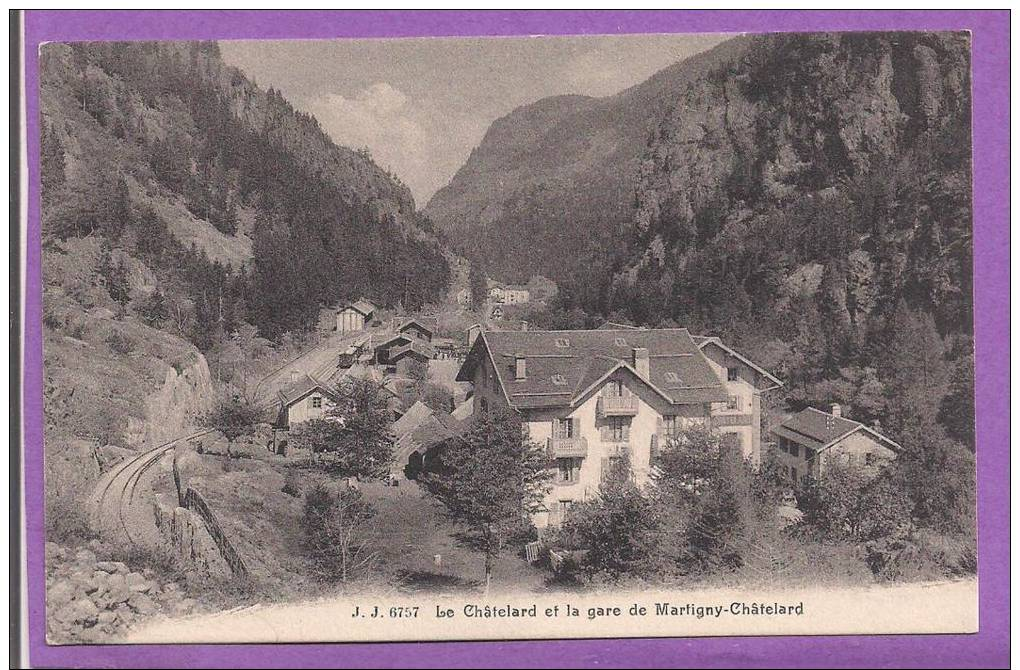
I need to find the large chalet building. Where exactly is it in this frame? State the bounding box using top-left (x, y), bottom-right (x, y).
top-left (455, 327), bottom-right (782, 528)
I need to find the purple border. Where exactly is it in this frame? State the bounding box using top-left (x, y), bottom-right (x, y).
top-left (22, 10), bottom-right (1009, 668)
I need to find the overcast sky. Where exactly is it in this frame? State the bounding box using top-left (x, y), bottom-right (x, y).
top-left (220, 33), bottom-right (727, 206)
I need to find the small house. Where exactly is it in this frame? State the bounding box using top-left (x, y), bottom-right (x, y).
top-left (397, 318), bottom-right (434, 343)
top-left (501, 285), bottom-right (530, 304)
top-left (373, 333), bottom-right (436, 375)
top-left (771, 405), bottom-right (900, 485)
top-left (336, 300), bottom-right (376, 333)
top-left (391, 400), bottom-right (463, 479)
top-left (272, 373), bottom-right (337, 452)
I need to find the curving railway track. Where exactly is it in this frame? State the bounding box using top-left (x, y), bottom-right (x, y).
top-left (87, 328), bottom-right (365, 549)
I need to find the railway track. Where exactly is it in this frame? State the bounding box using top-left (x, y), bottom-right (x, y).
top-left (88, 329), bottom-right (362, 548)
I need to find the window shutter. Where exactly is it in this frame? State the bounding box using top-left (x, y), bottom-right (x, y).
top-left (600, 424), bottom-right (609, 441)
top-left (571, 417), bottom-right (580, 437)
top-left (551, 419), bottom-right (558, 439)
top-left (622, 420), bottom-right (630, 441)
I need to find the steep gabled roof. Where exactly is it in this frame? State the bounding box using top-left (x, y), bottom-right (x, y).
top-left (388, 338), bottom-right (436, 361)
top-left (773, 407), bottom-right (901, 453)
top-left (398, 317), bottom-right (435, 336)
top-left (339, 299), bottom-right (376, 317)
top-left (695, 336), bottom-right (784, 388)
top-left (457, 328), bottom-right (729, 409)
top-left (391, 401), bottom-right (463, 462)
top-left (278, 373), bottom-right (336, 407)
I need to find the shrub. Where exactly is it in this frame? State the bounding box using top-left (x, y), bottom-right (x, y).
top-left (281, 471), bottom-right (303, 498)
top-left (105, 330), bottom-right (135, 355)
top-left (863, 528), bottom-right (976, 581)
top-left (556, 456), bottom-right (668, 582)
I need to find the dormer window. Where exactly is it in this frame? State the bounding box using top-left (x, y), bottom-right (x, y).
top-left (551, 374), bottom-right (567, 385)
top-left (311, 396), bottom-right (322, 408)
top-left (664, 372), bottom-right (681, 385)
top-left (555, 337), bottom-right (570, 348)
top-left (614, 337), bottom-right (627, 346)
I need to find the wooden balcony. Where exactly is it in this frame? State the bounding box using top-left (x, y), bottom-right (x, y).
top-left (597, 395), bottom-right (639, 417)
top-left (547, 436), bottom-right (589, 459)
top-left (711, 413), bottom-right (754, 428)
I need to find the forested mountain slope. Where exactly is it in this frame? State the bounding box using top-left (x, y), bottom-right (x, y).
top-left (476, 32), bottom-right (973, 454)
top-left (40, 41), bottom-right (450, 344)
top-left (39, 41), bottom-right (451, 540)
top-left (424, 37), bottom-right (752, 284)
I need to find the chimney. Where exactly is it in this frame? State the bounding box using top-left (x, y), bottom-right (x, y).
top-left (830, 403), bottom-right (842, 418)
top-left (632, 347), bottom-right (649, 379)
top-left (514, 354), bottom-right (527, 380)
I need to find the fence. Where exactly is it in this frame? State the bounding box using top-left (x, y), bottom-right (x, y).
top-left (182, 487), bottom-right (250, 581)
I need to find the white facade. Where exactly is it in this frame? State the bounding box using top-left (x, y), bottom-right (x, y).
top-left (337, 308), bottom-right (366, 333)
top-left (468, 356), bottom-right (709, 529)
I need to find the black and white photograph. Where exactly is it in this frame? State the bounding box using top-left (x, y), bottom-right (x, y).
top-left (39, 30), bottom-right (977, 644)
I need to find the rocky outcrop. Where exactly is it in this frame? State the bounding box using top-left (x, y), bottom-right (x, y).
top-left (152, 493), bottom-right (232, 579)
top-left (139, 354), bottom-right (214, 447)
top-left (45, 541), bottom-right (200, 644)
top-left (424, 37), bottom-right (751, 283)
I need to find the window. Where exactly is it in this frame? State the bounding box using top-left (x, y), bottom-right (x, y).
top-left (555, 418), bottom-right (575, 439)
top-left (557, 459), bottom-right (579, 484)
top-left (727, 395), bottom-right (740, 410)
top-left (662, 415), bottom-right (679, 437)
top-left (551, 374), bottom-right (567, 385)
top-left (606, 416), bottom-right (629, 442)
top-left (605, 380), bottom-right (624, 397)
top-left (311, 396), bottom-right (322, 408)
top-left (789, 443), bottom-right (799, 458)
top-left (555, 337), bottom-right (570, 348)
top-left (865, 452), bottom-right (876, 466)
top-left (614, 337), bottom-right (627, 346)
top-left (727, 367), bottom-right (739, 382)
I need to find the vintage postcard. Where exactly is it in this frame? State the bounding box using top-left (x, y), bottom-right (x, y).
top-left (18, 9), bottom-right (1009, 668)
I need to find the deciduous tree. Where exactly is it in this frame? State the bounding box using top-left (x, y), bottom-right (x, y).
top-left (420, 408), bottom-right (551, 592)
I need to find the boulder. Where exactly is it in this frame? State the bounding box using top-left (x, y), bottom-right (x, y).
top-left (99, 573), bottom-right (131, 606)
top-left (125, 572), bottom-right (151, 592)
top-left (95, 561), bottom-right (128, 574)
top-left (74, 548), bottom-right (97, 567)
top-left (127, 592), bottom-right (157, 615)
top-left (54, 597), bottom-right (99, 626)
top-left (47, 580), bottom-right (75, 607)
top-left (97, 610), bottom-right (118, 626)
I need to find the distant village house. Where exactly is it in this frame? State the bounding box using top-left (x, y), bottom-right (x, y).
top-left (771, 405), bottom-right (900, 486)
top-left (271, 373), bottom-right (337, 452)
top-left (336, 299), bottom-right (376, 333)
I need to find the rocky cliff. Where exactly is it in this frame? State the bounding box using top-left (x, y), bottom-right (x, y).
top-left (424, 37), bottom-right (751, 283)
